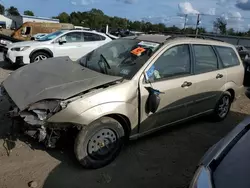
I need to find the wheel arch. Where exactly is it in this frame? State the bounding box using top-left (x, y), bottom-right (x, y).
top-left (106, 114), bottom-right (132, 139)
top-left (226, 88), bottom-right (235, 102)
top-left (29, 48), bottom-right (54, 59)
top-left (223, 81), bottom-right (237, 102)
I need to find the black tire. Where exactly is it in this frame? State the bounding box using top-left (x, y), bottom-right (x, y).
top-left (74, 117), bottom-right (125, 169)
top-left (30, 51), bottom-right (50, 63)
top-left (211, 91), bottom-right (232, 121)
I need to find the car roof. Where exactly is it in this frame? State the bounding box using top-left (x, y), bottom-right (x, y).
top-left (124, 34), bottom-right (171, 43)
top-left (124, 34), bottom-right (234, 48)
top-left (62, 29), bottom-right (107, 37)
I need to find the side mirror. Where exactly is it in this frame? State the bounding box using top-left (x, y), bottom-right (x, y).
top-left (58, 38), bottom-right (66, 45)
top-left (145, 87), bottom-right (162, 113)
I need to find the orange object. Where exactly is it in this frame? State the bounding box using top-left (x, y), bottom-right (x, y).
top-left (131, 47), bottom-right (146, 56)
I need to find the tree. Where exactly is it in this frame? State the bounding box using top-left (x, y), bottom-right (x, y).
top-left (24, 10), bottom-right (34, 16)
top-left (55, 12), bottom-right (70, 23)
top-left (227, 28), bottom-right (235, 35)
top-left (0, 4), bottom-right (5, 15)
top-left (213, 17), bottom-right (227, 34)
top-left (6, 6), bottom-right (20, 16)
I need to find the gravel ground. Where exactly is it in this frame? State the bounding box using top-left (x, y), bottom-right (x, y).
top-left (0, 54), bottom-right (249, 188)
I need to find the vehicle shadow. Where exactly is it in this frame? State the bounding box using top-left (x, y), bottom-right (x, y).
top-left (41, 110), bottom-right (247, 188)
top-left (0, 60), bottom-right (20, 71)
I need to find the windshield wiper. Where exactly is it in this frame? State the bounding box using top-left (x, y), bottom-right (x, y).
top-left (100, 54), bottom-right (111, 69)
top-left (98, 54), bottom-right (111, 74)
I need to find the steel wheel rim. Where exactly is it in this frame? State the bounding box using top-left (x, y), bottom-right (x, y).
top-left (218, 95), bottom-right (230, 118)
top-left (34, 55), bottom-right (47, 62)
top-left (87, 128), bottom-right (118, 159)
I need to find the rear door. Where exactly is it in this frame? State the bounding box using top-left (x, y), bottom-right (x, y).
top-left (187, 44), bottom-right (227, 116)
top-left (215, 46), bottom-right (244, 88)
top-left (79, 32), bottom-right (108, 57)
top-left (53, 32), bottom-right (84, 60)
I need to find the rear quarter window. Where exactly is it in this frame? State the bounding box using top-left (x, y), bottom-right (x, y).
top-left (83, 32), bottom-right (105, 41)
top-left (215, 46), bottom-right (240, 68)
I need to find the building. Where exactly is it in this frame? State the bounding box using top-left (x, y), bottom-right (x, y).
top-left (0, 14), bottom-right (13, 29)
top-left (8, 15), bottom-right (59, 29)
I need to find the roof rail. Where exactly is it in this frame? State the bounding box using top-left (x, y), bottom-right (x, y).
top-left (167, 34), bottom-right (225, 42)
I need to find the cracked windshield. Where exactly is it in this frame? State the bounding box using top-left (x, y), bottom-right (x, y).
top-left (1, 0), bottom-right (250, 188)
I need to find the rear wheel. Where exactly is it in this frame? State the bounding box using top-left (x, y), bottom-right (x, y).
top-left (212, 91), bottom-right (232, 121)
top-left (74, 117), bottom-right (125, 169)
top-left (30, 51), bottom-right (50, 63)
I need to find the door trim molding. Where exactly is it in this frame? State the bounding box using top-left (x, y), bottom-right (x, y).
top-left (129, 109), bottom-right (213, 140)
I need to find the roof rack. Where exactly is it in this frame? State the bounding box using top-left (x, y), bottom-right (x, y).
top-left (167, 34), bottom-right (225, 42)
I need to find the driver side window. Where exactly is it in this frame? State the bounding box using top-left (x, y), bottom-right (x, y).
top-left (59, 32), bottom-right (83, 43)
top-left (147, 44), bottom-right (191, 82)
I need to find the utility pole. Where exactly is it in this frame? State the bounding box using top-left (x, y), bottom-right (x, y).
top-left (195, 14), bottom-right (200, 37)
top-left (183, 14), bottom-right (188, 32)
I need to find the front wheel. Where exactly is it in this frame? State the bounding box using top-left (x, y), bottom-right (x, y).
top-left (212, 92), bottom-right (232, 121)
top-left (30, 51), bottom-right (50, 63)
top-left (74, 117), bottom-right (125, 169)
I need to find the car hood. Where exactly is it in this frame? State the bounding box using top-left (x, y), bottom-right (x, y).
top-left (7, 40), bottom-right (49, 48)
top-left (3, 56), bottom-right (122, 110)
top-left (200, 116), bottom-right (250, 167)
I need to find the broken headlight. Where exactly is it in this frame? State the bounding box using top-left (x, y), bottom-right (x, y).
top-left (32, 110), bottom-right (48, 121)
top-left (20, 100), bottom-right (68, 126)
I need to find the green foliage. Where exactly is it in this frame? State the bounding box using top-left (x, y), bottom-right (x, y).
top-left (214, 18), bottom-right (227, 34)
top-left (24, 10), bottom-right (34, 16)
top-left (0, 4), bottom-right (5, 15)
top-left (6, 6), bottom-right (20, 16)
top-left (54, 8), bottom-right (201, 33)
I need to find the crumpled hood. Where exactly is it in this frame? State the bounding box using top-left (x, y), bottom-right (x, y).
top-left (3, 56), bottom-right (122, 110)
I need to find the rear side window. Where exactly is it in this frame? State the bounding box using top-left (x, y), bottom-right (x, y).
top-left (215, 46), bottom-right (240, 68)
top-left (193, 45), bottom-right (218, 74)
top-left (82, 32), bottom-right (104, 41)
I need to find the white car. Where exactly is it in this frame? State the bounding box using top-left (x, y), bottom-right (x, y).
top-left (3, 30), bottom-right (112, 65)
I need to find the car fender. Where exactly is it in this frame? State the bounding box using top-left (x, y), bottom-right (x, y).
top-left (29, 47), bottom-right (53, 58)
top-left (223, 81), bottom-right (244, 99)
top-left (49, 102), bottom-right (138, 130)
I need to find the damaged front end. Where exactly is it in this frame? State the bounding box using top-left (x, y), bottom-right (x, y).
top-left (5, 94), bottom-right (70, 148)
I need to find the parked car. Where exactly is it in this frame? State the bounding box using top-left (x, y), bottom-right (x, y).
top-left (3, 29), bottom-right (112, 65)
top-left (1, 35), bottom-right (244, 169)
top-left (30, 33), bottom-right (48, 41)
top-left (189, 116), bottom-right (250, 188)
top-left (235, 45), bottom-right (250, 61)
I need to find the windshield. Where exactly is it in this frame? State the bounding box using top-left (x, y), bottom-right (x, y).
top-left (78, 38), bottom-right (160, 79)
top-left (37, 30), bottom-right (65, 41)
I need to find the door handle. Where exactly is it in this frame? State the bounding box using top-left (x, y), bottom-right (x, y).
top-left (216, 74), bottom-right (223, 79)
top-left (181, 81), bottom-right (192, 88)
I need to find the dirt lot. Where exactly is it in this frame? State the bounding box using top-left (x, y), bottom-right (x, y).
top-left (0, 55), bottom-right (249, 188)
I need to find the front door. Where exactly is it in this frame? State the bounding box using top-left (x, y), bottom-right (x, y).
top-left (139, 44), bottom-right (196, 133)
top-left (53, 32), bottom-right (84, 60)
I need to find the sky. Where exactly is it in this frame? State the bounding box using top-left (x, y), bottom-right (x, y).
top-left (3, 0), bottom-right (250, 31)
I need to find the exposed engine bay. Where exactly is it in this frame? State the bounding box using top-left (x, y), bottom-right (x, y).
top-left (7, 99), bottom-right (70, 148)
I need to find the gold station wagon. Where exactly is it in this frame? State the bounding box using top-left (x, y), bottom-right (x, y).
top-left (1, 34), bottom-right (244, 169)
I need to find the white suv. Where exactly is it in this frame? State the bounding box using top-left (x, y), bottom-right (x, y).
top-left (3, 30), bottom-right (112, 65)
